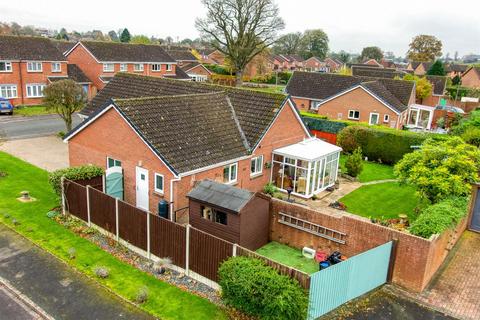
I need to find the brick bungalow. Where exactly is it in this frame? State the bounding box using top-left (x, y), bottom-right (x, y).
top-left (65, 41), bottom-right (190, 92)
top-left (461, 66), bottom-right (480, 88)
top-left (286, 71), bottom-right (415, 129)
top-left (0, 35), bottom-right (92, 105)
top-left (180, 62), bottom-right (212, 82)
top-left (445, 63), bottom-right (469, 79)
top-left (363, 59), bottom-right (383, 67)
top-left (64, 73), bottom-right (341, 222)
top-left (200, 49), bottom-right (225, 65)
top-left (324, 58), bottom-right (343, 72)
top-left (303, 57), bottom-right (329, 72)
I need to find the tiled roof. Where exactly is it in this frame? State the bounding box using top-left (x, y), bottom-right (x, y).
top-left (352, 66), bottom-right (406, 79)
top-left (409, 62), bottom-right (421, 70)
top-left (180, 61), bottom-right (201, 72)
top-left (162, 67), bottom-right (191, 80)
top-left (448, 64), bottom-right (469, 73)
top-left (165, 49), bottom-right (198, 62)
top-left (99, 76), bottom-right (115, 83)
top-left (426, 75), bottom-right (447, 95)
top-left (112, 92), bottom-right (249, 173)
top-left (83, 73), bottom-right (288, 150)
top-left (0, 35), bottom-right (66, 61)
top-left (51, 40), bottom-right (76, 55)
top-left (361, 81), bottom-right (407, 112)
top-left (348, 63), bottom-right (381, 68)
top-left (77, 41), bottom-right (176, 63)
top-left (48, 64), bottom-right (92, 83)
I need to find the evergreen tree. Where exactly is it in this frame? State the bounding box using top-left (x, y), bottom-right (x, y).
top-left (120, 28), bottom-right (131, 43)
top-left (427, 60), bottom-right (446, 76)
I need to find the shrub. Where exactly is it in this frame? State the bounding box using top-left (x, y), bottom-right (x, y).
top-left (263, 182), bottom-right (278, 196)
top-left (345, 147), bottom-right (363, 177)
top-left (461, 127), bottom-right (480, 147)
top-left (135, 286), bottom-right (148, 304)
top-left (409, 196), bottom-right (469, 238)
top-left (218, 256), bottom-right (308, 320)
top-left (94, 266), bottom-right (109, 279)
top-left (49, 165), bottom-right (104, 196)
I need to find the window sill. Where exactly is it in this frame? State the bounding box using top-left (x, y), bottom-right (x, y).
top-left (27, 71), bottom-right (43, 73)
top-left (348, 118), bottom-right (359, 121)
top-left (250, 173), bottom-right (263, 180)
top-left (225, 181), bottom-right (238, 186)
top-left (153, 191), bottom-right (165, 197)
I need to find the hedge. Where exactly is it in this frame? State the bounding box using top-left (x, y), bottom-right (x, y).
top-left (49, 165), bottom-right (104, 196)
top-left (337, 126), bottom-right (449, 164)
top-left (218, 256), bottom-right (308, 320)
top-left (302, 116), bottom-right (348, 134)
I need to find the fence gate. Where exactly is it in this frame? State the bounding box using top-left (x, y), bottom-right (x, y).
top-left (106, 167), bottom-right (123, 200)
top-left (307, 241), bottom-right (393, 320)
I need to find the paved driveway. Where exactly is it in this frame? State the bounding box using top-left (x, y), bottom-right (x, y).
top-left (0, 135), bottom-right (68, 171)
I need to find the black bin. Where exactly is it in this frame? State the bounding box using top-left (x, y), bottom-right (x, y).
top-left (158, 200), bottom-right (169, 219)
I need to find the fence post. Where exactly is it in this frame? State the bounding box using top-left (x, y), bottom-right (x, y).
top-left (61, 176), bottom-right (66, 216)
top-left (86, 185), bottom-right (91, 227)
top-left (387, 239), bottom-right (398, 283)
top-left (147, 212), bottom-right (151, 259)
top-left (115, 198), bottom-right (119, 241)
top-left (185, 224), bottom-right (190, 276)
top-left (232, 243), bottom-right (237, 257)
top-left (102, 174), bottom-right (106, 193)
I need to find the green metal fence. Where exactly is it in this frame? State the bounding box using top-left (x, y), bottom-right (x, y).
top-left (307, 241), bottom-right (393, 320)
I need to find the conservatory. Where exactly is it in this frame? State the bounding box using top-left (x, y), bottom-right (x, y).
top-left (271, 138), bottom-right (342, 198)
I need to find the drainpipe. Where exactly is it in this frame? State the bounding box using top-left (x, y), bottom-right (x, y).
top-left (19, 60), bottom-right (25, 105)
top-left (169, 176), bottom-right (181, 222)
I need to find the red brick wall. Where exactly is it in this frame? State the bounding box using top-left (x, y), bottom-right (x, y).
top-left (421, 94), bottom-right (441, 107)
top-left (461, 68), bottom-right (480, 88)
top-left (291, 97), bottom-right (311, 111)
top-left (186, 64), bottom-right (211, 78)
top-left (311, 130), bottom-right (337, 144)
top-left (269, 199), bottom-right (467, 292)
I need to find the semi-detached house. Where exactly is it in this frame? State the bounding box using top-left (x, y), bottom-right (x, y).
top-left (64, 73), bottom-right (341, 223)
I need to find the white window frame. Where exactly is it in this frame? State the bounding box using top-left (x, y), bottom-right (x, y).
top-left (51, 62), bottom-right (61, 73)
top-left (0, 85), bottom-right (18, 98)
top-left (27, 61), bottom-right (42, 72)
top-left (134, 64), bottom-right (144, 72)
top-left (250, 155), bottom-right (263, 176)
top-left (103, 63), bottom-right (114, 72)
top-left (154, 173), bottom-right (164, 194)
top-left (348, 110), bottom-right (360, 120)
top-left (166, 64), bottom-right (172, 71)
top-left (151, 64), bottom-right (162, 72)
top-left (106, 157), bottom-right (122, 168)
top-left (223, 163), bottom-right (238, 184)
top-left (119, 63), bottom-right (128, 72)
top-left (25, 84), bottom-right (46, 98)
top-left (310, 100), bottom-right (321, 111)
top-left (369, 112), bottom-right (380, 125)
top-left (0, 61), bottom-right (12, 72)
top-left (383, 114), bottom-right (390, 123)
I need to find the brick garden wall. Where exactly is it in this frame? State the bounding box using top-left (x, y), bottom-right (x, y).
top-left (269, 198), bottom-right (467, 292)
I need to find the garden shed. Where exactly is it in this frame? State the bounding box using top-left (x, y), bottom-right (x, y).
top-left (187, 180), bottom-right (270, 250)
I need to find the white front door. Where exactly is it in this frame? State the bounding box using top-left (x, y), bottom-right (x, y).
top-left (135, 166), bottom-right (149, 210)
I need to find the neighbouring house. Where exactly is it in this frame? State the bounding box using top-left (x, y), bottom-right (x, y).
top-left (461, 66), bottom-right (480, 88)
top-left (200, 49), bottom-right (225, 65)
top-left (0, 35), bottom-right (92, 106)
top-left (363, 59), bottom-right (383, 67)
top-left (272, 55), bottom-right (289, 71)
top-left (407, 62), bottom-right (433, 76)
top-left (65, 41), bottom-right (189, 91)
top-left (286, 71), bottom-right (416, 129)
top-left (164, 47), bottom-right (198, 67)
top-left (351, 65), bottom-right (406, 79)
top-left (49, 64), bottom-right (94, 100)
top-left (187, 179), bottom-right (270, 250)
top-left (445, 63), bottom-right (469, 79)
top-left (243, 53), bottom-right (275, 78)
top-left (380, 58), bottom-right (397, 69)
top-left (324, 57), bottom-right (343, 72)
top-left (64, 73), bottom-right (338, 223)
top-left (421, 75), bottom-right (447, 107)
top-left (303, 57), bottom-right (329, 73)
top-left (272, 54), bottom-right (304, 72)
top-left (180, 62), bottom-right (212, 82)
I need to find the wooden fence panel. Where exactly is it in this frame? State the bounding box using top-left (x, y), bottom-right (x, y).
top-left (89, 187), bottom-right (116, 234)
top-left (73, 176), bottom-right (103, 191)
top-left (118, 201), bottom-right (148, 251)
top-left (150, 215), bottom-right (186, 268)
top-left (236, 246), bottom-right (311, 289)
top-left (189, 228), bottom-right (233, 282)
top-left (64, 180), bottom-right (88, 221)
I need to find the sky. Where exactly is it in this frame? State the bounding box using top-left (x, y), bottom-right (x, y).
top-left (4, 0), bottom-right (480, 57)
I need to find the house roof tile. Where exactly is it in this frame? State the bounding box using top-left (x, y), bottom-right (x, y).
top-left (165, 49), bottom-right (198, 62)
top-left (0, 35), bottom-right (66, 61)
top-left (426, 75), bottom-right (447, 95)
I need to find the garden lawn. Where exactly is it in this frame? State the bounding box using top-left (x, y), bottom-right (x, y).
top-left (0, 151), bottom-right (225, 320)
top-left (14, 105), bottom-right (55, 116)
top-left (244, 85), bottom-right (286, 94)
top-left (256, 241), bottom-right (318, 274)
top-left (339, 182), bottom-right (421, 221)
top-left (340, 155), bottom-right (395, 183)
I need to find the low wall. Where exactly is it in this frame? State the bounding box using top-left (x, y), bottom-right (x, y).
top-left (311, 130), bottom-right (337, 145)
top-left (269, 199), bottom-right (467, 292)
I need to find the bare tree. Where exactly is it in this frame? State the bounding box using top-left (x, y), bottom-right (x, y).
top-left (196, 0), bottom-right (284, 86)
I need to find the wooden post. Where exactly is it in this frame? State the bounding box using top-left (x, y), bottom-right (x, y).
top-left (387, 239), bottom-right (398, 283)
top-left (232, 243), bottom-right (237, 257)
top-left (147, 212), bottom-right (151, 259)
top-left (86, 185), bottom-right (91, 227)
top-left (185, 224), bottom-right (190, 276)
top-left (102, 174), bottom-right (106, 193)
top-left (61, 176), bottom-right (66, 216)
top-left (115, 198), bottom-right (119, 241)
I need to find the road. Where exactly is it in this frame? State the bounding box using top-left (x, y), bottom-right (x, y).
top-left (0, 114), bottom-right (82, 140)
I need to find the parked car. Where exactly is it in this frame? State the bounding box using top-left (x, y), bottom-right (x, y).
top-left (0, 98), bottom-right (14, 115)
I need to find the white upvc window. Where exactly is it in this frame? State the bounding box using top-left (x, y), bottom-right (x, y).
top-left (26, 84), bottom-right (45, 98)
top-left (0, 61), bottom-right (12, 72)
top-left (154, 173), bottom-right (164, 194)
top-left (0, 85), bottom-right (17, 98)
top-left (384, 114), bottom-right (390, 123)
top-left (310, 100), bottom-right (321, 111)
top-left (151, 64), bottom-right (162, 72)
top-left (348, 110), bottom-right (360, 120)
top-left (120, 63), bottom-right (128, 72)
top-left (250, 155), bottom-right (263, 176)
top-left (51, 62), bottom-right (61, 72)
top-left (134, 64), bottom-right (144, 72)
top-left (27, 61), bottom-right (42, 72)
top-left (107, 157), bottom-right (122, 168)
top-left (223, 163), bottom-right (238, 184)
top-left (103, 63), bottom-right (114, 72)
top-left (166, 64), bottom-right (172, 71)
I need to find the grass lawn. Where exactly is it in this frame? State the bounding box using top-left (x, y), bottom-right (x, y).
top-left (339, 182), bottom-right (422, 221)
top-left (14, 105), bottom-right (56, 116)
top-left (243, 84), bottom-right (286, 94)
top-left (340, 155), bottom-right (395, 183)
top-left (0, 151), bottom-right (225, 320)
top-left (256, 241), bottom-right (318, 274)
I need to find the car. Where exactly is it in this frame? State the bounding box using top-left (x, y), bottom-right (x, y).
top-left (0, 98), bottom-right (14, 115)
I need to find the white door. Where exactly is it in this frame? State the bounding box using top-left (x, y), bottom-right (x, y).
top-left (369, 113), bottom-right (379, 125)
top-left (135, 166), bottom-right (149, 210)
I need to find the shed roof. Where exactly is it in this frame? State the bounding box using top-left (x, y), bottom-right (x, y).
top-left (187, 180), bottom-right (254, 213)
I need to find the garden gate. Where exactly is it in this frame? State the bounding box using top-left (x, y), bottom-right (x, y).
top-left (307, 241), bottom-right (393, 320)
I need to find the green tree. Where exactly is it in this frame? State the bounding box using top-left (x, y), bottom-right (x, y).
top-left (345, 147), bottom-right (363, 177)
top-left (43, 80), bottom-right (86, 132)
top-left (120, 28), bottom-right (131, 43)
top-left (360, 46), bottom-right (383, 62)
top-left (130, 35), bottom-right (151, 44)
top-left (427, 60), bottom-right (446, 76)
top-left (403, 74), bottom-right (432, 101)
top-left (273, 32), bottom-right (302, 54)
top-left (196, 0), bottom-right (285, 86)
top-left (394, 137), bottom-right (480, 203)
top-left (452, 74), bottom-right (462, 86)
top-left (407, 34), bottom-right (442, 62)
top-left (300, 29), bottom-right (329, 59)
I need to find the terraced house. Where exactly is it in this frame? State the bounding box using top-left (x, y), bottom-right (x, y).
top-left (65, 41), bottom-right (190, 92)
top-left (0, 35), bottom-right (92, 105)
top-left (65, 74), bottom-right (341, 222)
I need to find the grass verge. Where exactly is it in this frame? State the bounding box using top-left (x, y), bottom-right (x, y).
top-left (256, 241), bottom-right (318, 274)
top-left (0, 151), bottom-right (225, 320)
top-left (340, 155), bottom-right (395, 183)
top-left (14, 105), bottom-right (55, 116)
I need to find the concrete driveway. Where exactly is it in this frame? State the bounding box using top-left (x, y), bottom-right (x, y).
top-left (0, 135), bottom-right (68, 172)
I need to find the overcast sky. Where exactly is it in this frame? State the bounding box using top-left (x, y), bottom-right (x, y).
top-left (4, 0), bottom-right (480, 57)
